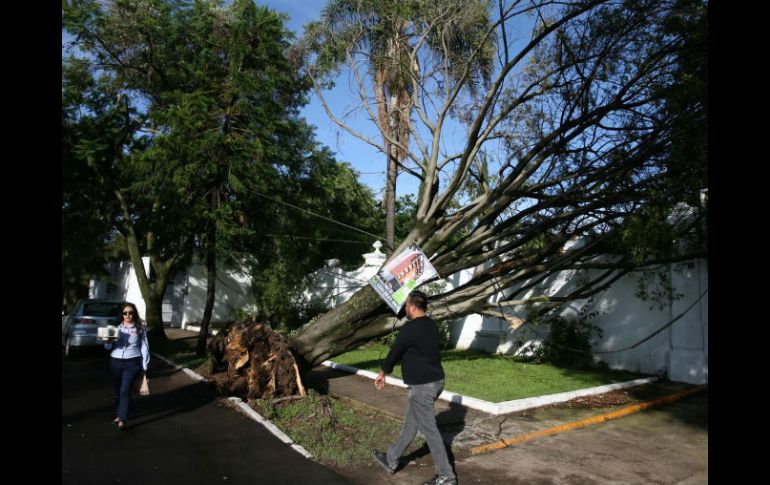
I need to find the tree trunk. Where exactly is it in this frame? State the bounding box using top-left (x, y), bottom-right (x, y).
top-left (122, 231), bottom-right (169, 341)
top-left (144, 293), bottom-right (167, 340)
top-left (385, 147), bottom-right (398, 253)
top-left (197, 221), bottom-right (217, 356)
top-left (289, 285), bottom-right (396, 368)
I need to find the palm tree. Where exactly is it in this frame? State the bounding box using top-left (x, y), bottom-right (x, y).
top-left (304, 0), bottom-right (495, 252)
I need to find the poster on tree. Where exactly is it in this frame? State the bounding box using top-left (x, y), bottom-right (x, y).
top-left (369, 243), bottom-right (439, 314)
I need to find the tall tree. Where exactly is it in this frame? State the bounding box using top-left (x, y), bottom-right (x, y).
top-left (62, 0), bottom-right (382, 343)
top-left (62, 85), bottom-right (116, 310)
top-left (305, 0), bottom-right (494, 253)
top-left (285, 0), bottom-right (708, 368)
top-left (64, 0), bottom-right (206, 339)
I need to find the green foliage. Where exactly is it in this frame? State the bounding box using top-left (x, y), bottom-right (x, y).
top-left (63, 0), bottom-right (383, 330)
top-left (659, 0), bottom-right (708, 210)
top-left (530, 299), bottom-right (603, 369)
top-left (394, 194), bottom-right (417, 244)
top-left (618, 206), bottom-right (677, 265)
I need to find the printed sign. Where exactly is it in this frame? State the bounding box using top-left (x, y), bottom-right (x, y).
top-left (369, 243), bottom-right (439, 314)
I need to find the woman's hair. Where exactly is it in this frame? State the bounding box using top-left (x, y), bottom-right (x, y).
top-left (121, 302), bottom-right (142, 324)
top-left (121, 302), bottom-right (145, 335)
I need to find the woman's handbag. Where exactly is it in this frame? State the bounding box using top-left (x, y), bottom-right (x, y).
top-left (139, 375), bottom-right (150, 396)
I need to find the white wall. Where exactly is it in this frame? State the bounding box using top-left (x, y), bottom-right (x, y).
top-left (302, 241), bottom-right (708, 385)
top-left (89, 257), bottom-right (256, 330)
top-left (89, 257), bottom-right (149, 319)
top-left (180, 263), bottom-right (255, 328)
top-left (92, 241), bottom-right (708, 384)
top-left (302, 241), bottom-right (387, 309)
top-left (455, 259), bottom-right (708, 384)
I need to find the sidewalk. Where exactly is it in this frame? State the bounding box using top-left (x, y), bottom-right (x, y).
top-left (62, 340), bottom-right (351, 485)
top-left (163, 328), bottom-right (708, 484)
top-left (306, 361), bottom-right (707, 485)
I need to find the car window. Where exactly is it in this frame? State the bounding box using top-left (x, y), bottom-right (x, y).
top-left (67, 302), bottom-right (80, 315)
top-left (82, 303), bottom-right (124, 317)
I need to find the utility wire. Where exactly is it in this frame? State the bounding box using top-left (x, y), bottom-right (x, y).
top-left (264, 234), bottom-right (372, 245)
top-left (314, 268), bottom-right (371, 284)
top-left (253, 190), bottom-right (384, 241)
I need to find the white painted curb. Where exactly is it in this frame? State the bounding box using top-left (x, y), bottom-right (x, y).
top-left (322, 360), bottom-right (659, 415)
top-left (227, 397), bottom-right (314, 459)
top-left (180, 325), bottom-right (219, 335)
top-left (152, 352), bottom-right (183, 371)
top-left (154, 352), bottom-right (313, 460)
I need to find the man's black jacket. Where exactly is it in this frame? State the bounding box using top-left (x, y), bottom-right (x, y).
top-left (381, 315), bottom-right (445, 385)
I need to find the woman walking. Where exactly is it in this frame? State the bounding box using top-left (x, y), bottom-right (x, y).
top-left (102, 302), bottom-right (150, 430)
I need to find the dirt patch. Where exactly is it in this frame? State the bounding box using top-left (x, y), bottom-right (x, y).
top-left (558, 389), bottom-right (637, 408)
top-left (546, 382), bottom-right (669, 410)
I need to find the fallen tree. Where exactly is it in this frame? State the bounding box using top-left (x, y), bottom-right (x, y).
top-left (284, 0), bottom-right (707, 370)
top-left (208, 321), bottom-right (306, 400)
top-left (191, 0), bottom-right (708, 396)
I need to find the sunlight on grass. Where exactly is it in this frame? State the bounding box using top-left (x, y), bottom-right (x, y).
top-left (331, 344), bottom-right (646, 402)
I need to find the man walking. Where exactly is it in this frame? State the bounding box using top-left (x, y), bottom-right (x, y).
top-left (371, 291), bottom-right (457, 485)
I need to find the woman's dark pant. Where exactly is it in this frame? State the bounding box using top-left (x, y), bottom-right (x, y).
top-left (109, 356), bottom-right (143, 422)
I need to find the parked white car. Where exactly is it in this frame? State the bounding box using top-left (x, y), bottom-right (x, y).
top-left (62, 299), bottom-right (127, 358)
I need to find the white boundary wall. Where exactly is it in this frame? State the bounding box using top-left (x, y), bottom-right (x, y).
top-left (304, 242), bottom-right (708, 385)
top-left (90, 238), bottom-right (707, 385)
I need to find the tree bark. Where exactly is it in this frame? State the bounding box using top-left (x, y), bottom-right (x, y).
top-left (197, 217), bottom-right (217, 357)
top-left (289, 286), bottom-right (392, 368)
top-left (385, 148), bottom-right (398, 253)
top-left (121, 229), bottom-right (169, 340)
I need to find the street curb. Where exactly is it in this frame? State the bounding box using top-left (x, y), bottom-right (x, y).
top-left (152, 352), bottom-right (183, 370)
top-left (227, 397), bottom-right (314, 460)
top-left (153, 352), bottom-right (314, 461)
top-left (322, 360), bottom-right (659, 415)
top-left (180, 325), bottom-right (220, 335)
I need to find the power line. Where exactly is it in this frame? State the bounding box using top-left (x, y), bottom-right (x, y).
top-left (253, 190), bottom-right (384, 241)
top-left (314, 268), bottom-right (371, 284)
top-left (263, 234), bottom-right (372, 245)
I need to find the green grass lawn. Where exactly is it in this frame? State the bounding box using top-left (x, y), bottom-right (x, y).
top-left (330, 344), bottom-right (648, 403)
top-left (250, 392), bottom-right (424, 466)
top-left (150, 337), bottom-right (211, 371)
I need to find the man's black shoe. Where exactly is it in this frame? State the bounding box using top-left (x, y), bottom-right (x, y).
top-left (422, 475), bottom-right (458, 485)
top-left (371, 449), bottom-right (396, 474)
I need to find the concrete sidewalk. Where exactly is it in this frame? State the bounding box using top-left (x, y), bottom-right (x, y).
top-left (305, 358), bottom-right (707, 485)
top-left (308, 366), bottom-right (703, 448)
top-left (164, 328), bottom-right (708, 484)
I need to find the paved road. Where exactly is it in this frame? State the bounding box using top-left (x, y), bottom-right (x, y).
top-left (62, 350), bottom-right (352, 485)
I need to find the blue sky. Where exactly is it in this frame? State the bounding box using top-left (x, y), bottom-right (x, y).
top-left (258, 0), bottom-right (421, 198)
top-left (63, 0), bottom-right (481, 199)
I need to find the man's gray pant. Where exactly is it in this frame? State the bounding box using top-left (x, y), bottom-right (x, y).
top-left (386, 379), bottom-right (455, 478)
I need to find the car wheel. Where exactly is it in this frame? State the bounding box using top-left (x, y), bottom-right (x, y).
top-left (65, 336), bottom-right (74, 359)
